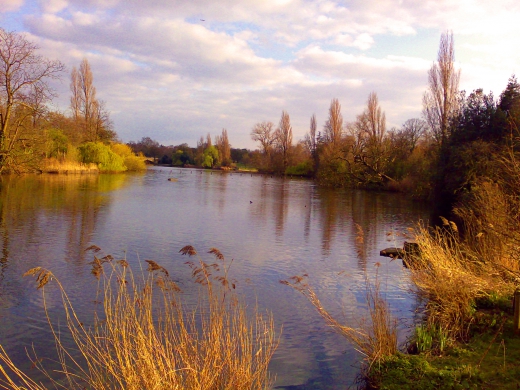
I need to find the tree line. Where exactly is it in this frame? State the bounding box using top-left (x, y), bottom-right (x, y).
top-left (5, 25), bottom-right (519, 220)
top-left (129, 31), bottom-right (520, 222)
top-left (245, 31), bottom-right (520, 220)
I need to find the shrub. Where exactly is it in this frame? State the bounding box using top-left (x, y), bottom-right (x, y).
top-left (123, 154), bottom-right (146, 171)
top-left (78, 142), bottom-right (126, 172)
top-left (110, 143), bottom-right (146, 171)
top-left (409, 213), bottom-right (517, 342)
top-left (285, 160), bottom-right (313, 177)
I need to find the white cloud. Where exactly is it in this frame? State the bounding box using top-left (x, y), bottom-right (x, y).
top-left (0, 0), bottom-right (24, 12)
top-left (39, 0), bottom-right (67, 13)
top-left (353, 33), bottom-right (374, 50)
top-left (6, 0), bottom-right (520, 148)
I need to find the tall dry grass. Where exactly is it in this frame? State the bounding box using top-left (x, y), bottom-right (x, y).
top-left (409, 181), bottom-right (520, 342)
top-left (281, 266), bottom-right (397, 371)
top-left (0, 246), bottom-right (278, 389)
top-left (40, 157), bottom-right (99, 173)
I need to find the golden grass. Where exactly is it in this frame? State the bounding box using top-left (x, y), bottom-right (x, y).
top-left (0, 246), bottom-right (278, 389)
top-left (408, 182), bottom-right (520, 341)
top-left (40, 157), bottom-right (99, 173)
top-left (281, 266), bottom-right (397, 371)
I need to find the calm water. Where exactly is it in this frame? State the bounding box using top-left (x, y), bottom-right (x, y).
top-left (0, 167), bottom-right (428, 388)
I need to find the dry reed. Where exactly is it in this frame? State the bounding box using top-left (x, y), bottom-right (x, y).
top-left (0, 247), bottom-right (278, 389)
top-left (281, 266), bottom-right (397, 371)
top-left (40, 158), bottom-right (99, 173)
top-left (409, 182), bottom-right (520, 341)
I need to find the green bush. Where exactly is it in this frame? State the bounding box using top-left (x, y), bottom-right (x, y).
top-left (123, 154), bottom-right (146, 171)
top-left (285, 160), bottom-right (313, 177)
top-left (78, 142), bottom-right (127, 172)
top-left (46, 129), bottom-right (69, 159)
top-left (111, 143), bottom-right (146, 171)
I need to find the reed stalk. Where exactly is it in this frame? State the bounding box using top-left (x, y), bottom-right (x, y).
top-left (281, 266), bottom-right (397, 371)
top-left (0, 246), bottom-right (278, 389)
top-left (409, 182), bottom-right (520, 342)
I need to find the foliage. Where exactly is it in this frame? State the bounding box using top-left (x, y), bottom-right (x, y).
top-left (202, 145), bottom-right (219, 168)
top-left (285, 160), bottom-right (313, 177)
top-left (0, 28), bottom-right (65, 173)
top-left (413, 324), bottom-right (450, 354)
top-left (78, 142), bottom-right (126, 172)
top-left (369, 352), bottom-right (484, 390)
top-left (45, 129), bottom-right (69, 159)
top-left (111, 143), bottom-right (146, 171)
top-left (171, 145), bottom-right (195, 166)
top-left (409, 199), bottom-right (518, 342)
top-left (0, 247), bottom-right (279, 389)
top-left (371, 308), bottom-right (520, 389)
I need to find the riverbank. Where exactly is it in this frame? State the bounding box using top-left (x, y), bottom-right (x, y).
top-left (370, 300), bottom-right (520, 389)
top-left (366, 181), bottom-right (520, 388)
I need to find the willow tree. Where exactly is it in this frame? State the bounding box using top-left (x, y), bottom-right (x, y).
top-left (423, 31), bottom-right (460, 146)
top-left (0, 28), bottom-right (64, 172)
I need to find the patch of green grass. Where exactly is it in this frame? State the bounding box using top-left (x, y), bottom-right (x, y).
top-left (235, 163), bottom-right (258, 172)
top-left (370, 310), bottom-right (520, 389)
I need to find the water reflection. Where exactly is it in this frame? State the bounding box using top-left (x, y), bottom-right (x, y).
top-left (0, 168), bottom-right (428, 388)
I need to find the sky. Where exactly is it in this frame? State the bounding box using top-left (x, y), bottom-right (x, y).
top-left (1, 0), bottom-right (519, 149)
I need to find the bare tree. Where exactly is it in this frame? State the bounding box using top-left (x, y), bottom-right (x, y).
top-left (323, 98), bottom-right (343, 145)
top-left (304, 114), bottom-right (317, 156)
top-left (216, 128), bottom-right (231, 166)
top-left (423, 31), bottom-right (460, 145)
top-left (365, 92), bottom-right (386, 145)
top-left (70, 66), bottom-right (81, 122)
top-left (79, 58), bottom-right (96, 140)
top-left (275, 110), bottom-right (293, 170)
top-left (70, 58), bottom-right (113, 142)
top-left (93, 99), bottom-right (115, 142)
top-left (346, 92), bottom-right (393, 183)
top-left (401, 118), bottom-right (427, 153)
top-left (251, 121), bottom-right (275, 155)
top-left (0, 28), bottom-right (64, 172)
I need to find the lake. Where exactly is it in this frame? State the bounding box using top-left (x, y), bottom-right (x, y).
top-left (0, 166), bottom-right (429, 389)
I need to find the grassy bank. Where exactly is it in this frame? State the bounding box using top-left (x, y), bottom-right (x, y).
top-left (371, 303), bottom-right (520, 389)
top-left (368, 179), bottom-right (520, 389)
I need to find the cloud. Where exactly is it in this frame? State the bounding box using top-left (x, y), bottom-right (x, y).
top-left (6, 0), bottom-right (519, 149)
top-left (39, 0), bottom-right (67, 13)
top-left (0, 0), bottom-right (24, 12)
